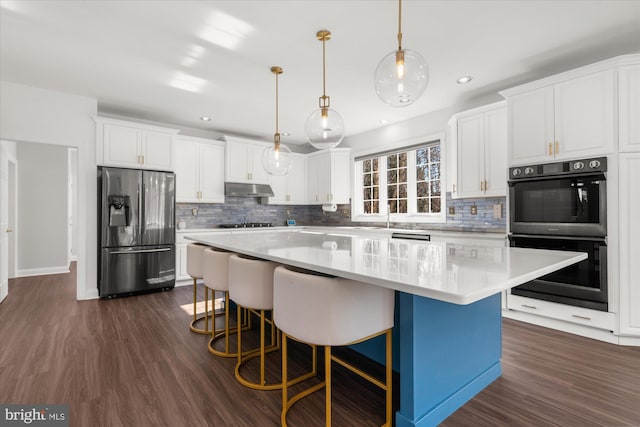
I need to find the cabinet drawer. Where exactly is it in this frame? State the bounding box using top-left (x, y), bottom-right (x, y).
top-left (507, 294), bottom-right (615, 331)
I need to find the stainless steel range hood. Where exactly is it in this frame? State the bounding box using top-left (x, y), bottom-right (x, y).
top-left (224, 182), bottom-right (274, 197)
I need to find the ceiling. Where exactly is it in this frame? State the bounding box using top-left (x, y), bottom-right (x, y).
top-left (1, 1), bottom-right (639, 147)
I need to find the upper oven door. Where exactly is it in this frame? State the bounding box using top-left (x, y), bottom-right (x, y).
top-left (509, 172), bottom-right (606, 237)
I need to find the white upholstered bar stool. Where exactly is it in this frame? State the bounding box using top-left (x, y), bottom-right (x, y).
top-left (228, 253), bottom-right (282, 390)
top-left (228, 254), bottom-right (316, 391)
top-left (273, 266), bottom-right (395, 427)
top-left (202, 247), bottom-right (244, 357)
top-left (187, 243), bottom-right (211, 335)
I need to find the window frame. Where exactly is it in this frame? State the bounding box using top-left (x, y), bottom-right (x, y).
top-left (351, 133), bottom-right (446, 224)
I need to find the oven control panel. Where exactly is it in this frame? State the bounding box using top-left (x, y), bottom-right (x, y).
top-left (509, 157), bottom-right (607, 180)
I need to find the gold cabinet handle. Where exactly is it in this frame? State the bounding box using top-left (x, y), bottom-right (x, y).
top-left (555, 141), bottom-right (559, 155)
top-left (452, 184), bottom-right (456, 193)
top-left (485, 180), bottom-right (488, 191)
top-left (522, 304), bottom-right (537, 309)
top-left (480, 181), bottom-right (484, 191)
top-left (6, 228), bottom-right (12, 233)
top-left (548, 142), bottom-right (553, 156)
top-left (571, 314), bottom-right (591, 321)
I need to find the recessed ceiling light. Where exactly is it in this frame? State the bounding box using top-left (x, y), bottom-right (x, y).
top-left (379, 119), bottom-right (388, 125)
top-left (200, 116), bottom-right (211, 121)
top-left (282, 132), bottom-right (290, 136)
top-left (456, 76), bottom-right (473, 84)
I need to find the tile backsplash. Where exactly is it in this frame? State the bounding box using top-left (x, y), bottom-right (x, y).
top-left (177, 193), bottom-right (506, 233)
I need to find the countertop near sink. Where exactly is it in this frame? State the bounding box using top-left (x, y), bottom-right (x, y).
top-left (176, 225), bottom-right (507, 243)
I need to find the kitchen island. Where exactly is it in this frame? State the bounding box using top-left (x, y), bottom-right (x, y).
top-left (187, 229), bottom-right (586, 427)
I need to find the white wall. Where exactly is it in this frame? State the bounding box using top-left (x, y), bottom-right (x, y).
top-left (0, 81), bottom-right (98, 300)
top-left (343, 106), bottom-right (457, 191)
top-left (16, 143), bottom-right (68, 275)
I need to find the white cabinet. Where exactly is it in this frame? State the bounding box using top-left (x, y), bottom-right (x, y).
top-left (269, 154), bottom-right (306, 204)
top-left (619, 64), bottom-right (640, 152)
top-left (306, 148), bottom-right (351, 205)
top-left (95, 117), bottom-right (179, 170)
top-left (502, 68), bottom-right (616, 165)
top-left (174, 136), bottom-right (225, 203)
top-left (618, 153), bottom-right (640, 336)
top-left (224, 137), bottom-right (270, 184)
top-left (449, 101), bottom-right (507, 198)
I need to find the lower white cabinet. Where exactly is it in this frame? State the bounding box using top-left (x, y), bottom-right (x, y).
top-left (506, 294), bottom-right (616, 332)
top-left (176, 242), bottom-right (189, 282)
top-left (269, 153), bottom-right (306, 204)
top-left (174, 136), bottom-right (225, 203)
top-left (618, 153), bottom-right (640, 336)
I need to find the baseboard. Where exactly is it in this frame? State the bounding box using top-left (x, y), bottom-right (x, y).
top-left (17, 266), bottom-right (70, 278)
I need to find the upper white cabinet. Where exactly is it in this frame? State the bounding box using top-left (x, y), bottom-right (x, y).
top-left (174, 136), bottom-right (225, 203)
top-left (619, 63), bottom-right (640, 152)
top-left (224, 137), bottom-right (271, 185)
top-left (307, 148), bottom-right (351, 205)
top-left (501, 63), bottom-right (618, 166)
top-left (618, 153), bottom-right (640, 338)
top-left (269, 153), bottom-right (307, 205)
top-left (449, 101), bottom-right (507, 198)
top-left (95, 117), bottom-right (179, 170)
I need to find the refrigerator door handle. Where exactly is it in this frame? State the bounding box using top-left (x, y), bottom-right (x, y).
top-left (111, 248), bottom-right (172, 255)
top-left (139, 182), bottom-right (144, 239)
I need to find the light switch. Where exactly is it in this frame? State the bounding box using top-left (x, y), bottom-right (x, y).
top-left (493, 204), bottom-right (502, 219)
top-left (448, 207), bottom-right (455, 215)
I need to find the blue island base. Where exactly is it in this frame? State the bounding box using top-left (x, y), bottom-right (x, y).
top-left (351, 292), bottom-right (503, 427)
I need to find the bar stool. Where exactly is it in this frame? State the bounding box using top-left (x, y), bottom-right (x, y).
top-left (273, 265), bottom-right (395, 427)
top-left (187, 243), bottom-right (211, 335)
top-left (228, 254), bottom-right (316, 391)
top-left (202, 247), bottom-right (245, 358)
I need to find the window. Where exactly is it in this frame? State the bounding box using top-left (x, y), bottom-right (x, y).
top-left (353, 138), bottom-right (445, 223)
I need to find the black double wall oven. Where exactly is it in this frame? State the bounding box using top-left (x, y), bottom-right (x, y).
top-left (508, 157), bottom-right (608, 311)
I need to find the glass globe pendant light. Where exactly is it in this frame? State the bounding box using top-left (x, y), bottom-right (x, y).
top-left (305, 30), bottom-right (345, 150)
top-left (262, 66), bottom-right (292, 176)
top-left (374, 0), bottom-right (428, 107)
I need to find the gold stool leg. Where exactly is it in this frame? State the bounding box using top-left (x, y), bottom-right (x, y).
top-left (204, 287), bottom-right (209, 333)
top-left (282, 333), bottom-right (288, 424)
top-left (325, 346), bottom-right (332, 427)
top-left (385, 329), bottom-right (392, 427)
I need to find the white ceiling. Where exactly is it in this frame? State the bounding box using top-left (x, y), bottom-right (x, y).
top-left (1, 0), bottom-right (639, 147)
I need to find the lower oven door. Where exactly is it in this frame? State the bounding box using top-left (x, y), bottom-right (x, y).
top-left (509, 235), bottom-right (607, 311)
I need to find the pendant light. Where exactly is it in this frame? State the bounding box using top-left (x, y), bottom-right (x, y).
top-left (374, 0), bottom-right (428, 107)
top-left (305, 30), bottom-right (345, 150)
top-left (262, 66), bottom-right (292, 176)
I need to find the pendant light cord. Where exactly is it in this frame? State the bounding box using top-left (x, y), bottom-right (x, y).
top-left (275, 72), bottom-right (279, 134)
top-left (322, 36), bottom-right (327, 98)
top-left (397, 0), bottom-right (403, 50)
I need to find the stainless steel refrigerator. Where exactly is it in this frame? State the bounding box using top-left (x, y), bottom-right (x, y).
top-left (98, 167), bottom-right (176, 297)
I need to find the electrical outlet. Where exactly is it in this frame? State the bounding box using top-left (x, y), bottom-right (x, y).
top-left (493, 204), bottom-right (502, 219)
top-left (341, 209), bottom-right (349, 218)
top-left (286, 209), bottom-right (291, 216)
top-left (470, 205), bottom-right (477, 215)
top-left (191, 207), bottom-right (198, 216)
top-left (448, 207), bottom-right (455, 215)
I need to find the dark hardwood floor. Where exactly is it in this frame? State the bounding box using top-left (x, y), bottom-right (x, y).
top-left (1, 264), bottom-right (639, 426)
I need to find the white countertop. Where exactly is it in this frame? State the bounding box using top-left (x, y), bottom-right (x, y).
top-left (186, 229), bottom-right (586, 305)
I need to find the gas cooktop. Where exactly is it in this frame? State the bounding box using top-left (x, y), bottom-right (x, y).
top-left (218, 223), bottom-right (273, 229)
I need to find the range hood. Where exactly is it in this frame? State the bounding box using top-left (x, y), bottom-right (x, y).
top-left (224, 182), bottom-right (274, 197)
